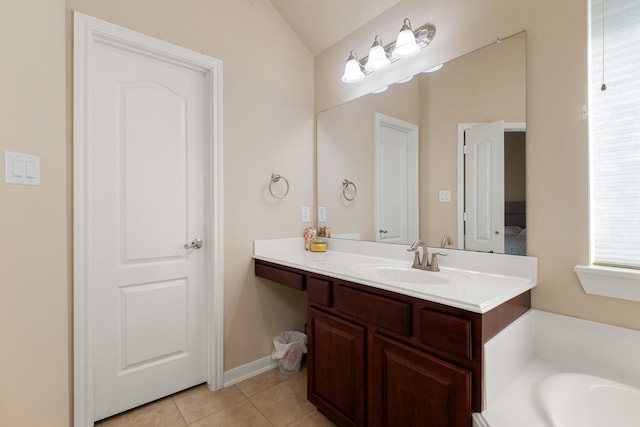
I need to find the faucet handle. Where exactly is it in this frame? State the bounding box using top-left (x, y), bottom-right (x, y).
top-left (429, 252), bottom-right (448, 271)
top-left (407, 239), bottom-right (424, 251)
top-left (440, 236), bottom-right (453, 248)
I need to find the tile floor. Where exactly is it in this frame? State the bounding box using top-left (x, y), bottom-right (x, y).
top-left (95, 366), bottom-right (336, 427)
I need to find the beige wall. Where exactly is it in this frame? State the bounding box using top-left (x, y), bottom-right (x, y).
top-left (0, 1), bottom-right (70, 426)
top-left (316, 0), bottom-right (640, 330)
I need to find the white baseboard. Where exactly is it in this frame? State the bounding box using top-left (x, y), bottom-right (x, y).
top-left (221, 355), bottom-right (278, 388)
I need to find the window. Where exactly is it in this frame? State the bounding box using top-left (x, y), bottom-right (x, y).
top-left (589, 0), bottom-right (640, 269)
top-left (575, 0), bottom-right (640, 302)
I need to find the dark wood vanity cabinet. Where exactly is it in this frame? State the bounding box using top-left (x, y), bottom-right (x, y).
top-left (255, 259), bottom-right (531, 427)
top-left (307, 307), bottom-right (366, 427)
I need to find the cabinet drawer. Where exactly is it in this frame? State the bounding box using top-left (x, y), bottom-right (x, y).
top-left (420, 309), bottom-right (472, 360)
top-left (308, 276), bottom-right (332, 306)
top-left (255, 261), bottom-right (305, 290)
top-left (335, 284), bottom-right (411, 336)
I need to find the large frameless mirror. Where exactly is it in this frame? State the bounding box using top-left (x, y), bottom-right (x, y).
top-left (317, 31), bottom-right (527, 255)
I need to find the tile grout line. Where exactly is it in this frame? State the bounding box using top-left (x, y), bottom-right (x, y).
top-left (246, 397), bottom-right (278, 427)
top-left (175, 384), bottom-right (251, 426)
top-left (249, 370), bottom-right (313, 427)
top-left (169, 396), bottom-right (189, 427)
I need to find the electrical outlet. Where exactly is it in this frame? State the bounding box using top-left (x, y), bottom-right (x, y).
top-left (439, 190), bottom-right (451, 202)
top-left (301, 206), bottom-right (310, 223)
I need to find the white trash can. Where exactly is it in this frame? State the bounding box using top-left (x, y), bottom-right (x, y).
top-left (272, 331), bottom-right (307, 374)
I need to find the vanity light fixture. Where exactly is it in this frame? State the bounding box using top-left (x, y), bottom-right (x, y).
top-left (341, 18), bottom-right (436, 83)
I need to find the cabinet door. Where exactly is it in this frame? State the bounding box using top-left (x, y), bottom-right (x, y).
top-left (308, 307), bottom-right (366, 427)
top-left (371, 333), bottom-right (471, 427)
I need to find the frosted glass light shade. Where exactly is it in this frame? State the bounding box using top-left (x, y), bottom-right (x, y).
top-left (392, 28), bottom-right (420, 58)
top-left (371, 86), bottom-right (389, 93)
top-left (423, 63), bottom-right (444, 73)
top-left (365, 36), bottom-right (390, 72)
top-left (341, 51), bottom-right (365, 83)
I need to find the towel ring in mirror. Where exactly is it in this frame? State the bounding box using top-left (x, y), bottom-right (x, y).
top-left (269, 173), bottom-right (289, 199)
top-left (342, 179), bottom-right (357, 201)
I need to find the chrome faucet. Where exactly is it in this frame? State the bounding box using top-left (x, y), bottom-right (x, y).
top-left (407, 239), bottom-right (447, 271)
top-left (441, 236), bottom-right (453, 248)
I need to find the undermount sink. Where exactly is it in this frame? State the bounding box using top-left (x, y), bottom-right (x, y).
top-left (352, 263), bottom-right (469, 285)
top-left (536, 373), bottom-right (640, 427)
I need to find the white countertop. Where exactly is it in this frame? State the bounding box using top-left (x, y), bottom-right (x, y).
top-left (254, 238), bottom-right (536, 314)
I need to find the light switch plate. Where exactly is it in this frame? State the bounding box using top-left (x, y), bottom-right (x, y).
top-left (5, 151), bottom-right (40, 186)
top-left (439, 190), bottom-right (451, 202)
top-left (301, 206), bottom-right (310, 223)
top-left (318, 206), bottom-right (326, 222)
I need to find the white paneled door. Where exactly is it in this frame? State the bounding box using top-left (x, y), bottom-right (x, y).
top-left (73, 13), bottom-right (223, 424)
top-left (375, 113), bottom-right (419, 245)
top-left (464, 121), bottom-right (505, 254)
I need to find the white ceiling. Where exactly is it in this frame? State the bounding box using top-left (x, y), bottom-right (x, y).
top-left (270, 0), bottom-right (402, 55)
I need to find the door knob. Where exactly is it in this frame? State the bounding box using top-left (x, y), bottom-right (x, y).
top-left (184, 238), bottom-right (203, 249)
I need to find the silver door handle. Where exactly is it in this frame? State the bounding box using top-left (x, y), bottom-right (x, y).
top-left (184, 238), bottom-right (203, 249)
top-left (379, 229), bottom-right (388, 234)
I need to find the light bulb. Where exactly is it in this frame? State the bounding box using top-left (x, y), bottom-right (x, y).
top-left (341, 50), bottom-right (365, 83)
top-left (392, 19), bottom-right (420, 59)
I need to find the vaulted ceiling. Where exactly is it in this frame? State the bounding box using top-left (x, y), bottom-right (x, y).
top-left (270, 0), bottom-right (402, 55)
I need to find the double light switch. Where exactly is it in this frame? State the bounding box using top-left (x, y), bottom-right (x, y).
top-left (4, 151), bottom-right (41, 186)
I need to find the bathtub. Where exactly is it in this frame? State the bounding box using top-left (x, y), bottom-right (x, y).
top-left (535, 373), bottom-right (640, 427)
top-left (475, 310), bottom-right (640, 427)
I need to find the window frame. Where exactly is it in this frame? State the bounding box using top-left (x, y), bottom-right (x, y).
top-left (575, 0), bottom-right (640, 302)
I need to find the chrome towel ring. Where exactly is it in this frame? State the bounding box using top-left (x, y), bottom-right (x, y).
top-left (342, 179), bottom-right (357, 201)
top-left (269, 173), bottom-right (290, 199)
